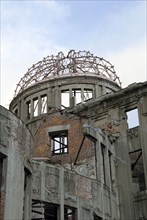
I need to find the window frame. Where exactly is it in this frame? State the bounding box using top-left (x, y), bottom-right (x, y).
top-left (47, 125), bottom-right (70, 156)
top-left (50, 131), bottom-right (68, 155)
top-left (64, 205), bottom-right (76, 220)
top-left (126, 108), bottom-right (139, 129)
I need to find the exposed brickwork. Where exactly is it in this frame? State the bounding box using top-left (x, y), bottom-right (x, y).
top-left (33, 112), bottom-right (94, 165)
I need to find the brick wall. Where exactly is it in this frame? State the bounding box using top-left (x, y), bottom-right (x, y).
top-left (33, 112), bottom-right (95, 165)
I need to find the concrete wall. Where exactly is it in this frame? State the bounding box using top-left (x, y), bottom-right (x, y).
top-left (66, 81), bottom-right (147, 219)
top-left (32, 160), bottom-right (119, 220)
top-left (0, 106), bottom-right (33, 220)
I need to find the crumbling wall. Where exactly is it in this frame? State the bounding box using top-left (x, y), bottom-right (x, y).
top-left (0, 106), bottom-right (33, 220)
top-left (66, 81), bottom-right (147, 220)
top-left (32, 161), bottom-right (119, 219)
top-left (31, 112), bottom-right (94, 165)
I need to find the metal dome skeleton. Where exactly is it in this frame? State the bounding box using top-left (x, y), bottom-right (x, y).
top-left (14, 50), bottom-right (121, 96)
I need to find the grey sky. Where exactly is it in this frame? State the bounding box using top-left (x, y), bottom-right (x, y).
top-left (1, 0), bottom-right (146, 108)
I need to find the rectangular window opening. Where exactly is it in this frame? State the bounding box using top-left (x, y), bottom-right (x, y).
top-left (41, 95), bottom-right (47, 114)
top-left (72, 89), bottom-right (82, 105)
top-left (61, 90), bottom-right (70, 109)
top-left (126, 108), bottom-right (139, 129)
top-left (129, 150), bottom-right (146, 192)
top-left (44, 203), bottom-right (58, 220)
top-left (84, 89), bottom-right (93, 101)
top-left (50, 131), bottom-right (68, 155)
top-left (109, 151), bottom-right (112, 185)
top-left (33, 98), bottom-right (39, 117)
top-left (101, 143), bottom-right (106, 185)
top-left (32, 200), bottom-right (58, 220)
top-left (27, 101), bottom-right (31, 119)
top-left (64, 206), bottom-right (76, 220)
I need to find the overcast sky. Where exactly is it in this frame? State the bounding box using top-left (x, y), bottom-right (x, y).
top-left (1, 0), bottom-right (146, 108)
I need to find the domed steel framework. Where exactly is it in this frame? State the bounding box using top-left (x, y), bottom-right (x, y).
top-left (14, 50), bottom-right (121, 96)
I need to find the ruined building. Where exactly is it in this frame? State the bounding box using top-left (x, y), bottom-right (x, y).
top-left (0, 50), bottom-right (147, 220)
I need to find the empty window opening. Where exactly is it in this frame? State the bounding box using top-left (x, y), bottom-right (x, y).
top-left (27, 101), bottom-right (31, 119)
top-left (33, 98), bottom-right (38, 117)
top-left (32, 200), bottom-right (58, 220)
top-left (129, 149), bottom-right (146, 192)
top-left (61, 90), bottom-right (70, 109)
top-left (101, 144), bottom-right (106, 184)
top-left (126, 108), bottom-right (139, 129)
top-left (51, 131), bottom-right (68, 155)
top-left (84, 89), bottom-right (93, 101)
top-left (44, 203), bottom-right (58, 220)
top-left (41, 95), bottom-right (47, 114)
top-left (109, 151), bottom-right (113, 185)
top-left (64, 206), bottom-right (76, 220)
top-left (72, 89), bottom-right (82, 105)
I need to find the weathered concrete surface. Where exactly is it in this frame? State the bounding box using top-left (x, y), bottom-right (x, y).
top-left (32, 160), bottom-right (119, 220)
top-left (66, 81), bottom-right (147, 219)
top-left (0, 106), bottom-right (33, 220)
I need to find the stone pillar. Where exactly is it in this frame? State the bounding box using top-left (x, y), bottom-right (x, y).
top-left (114, 109), bottom-right (135, 220)
top-left (69, 88), bottom-right (74, 107)
top-left (95, 84), bottom-right (102, 98)
top-left (138, 96), bottom-right (147, 186)
top-left (55, 86), bottom-right (61, 109)
top-left (101, 84), bottom-right (106, 95)
top-left (47, 87), bottom-right (52, 110)
top-left (30, 99), bottom-right (34, 119)
top-left (59, 167), bottom-right (64, 220)
top-left (81, 87), bottom-right (84, 103)
top-left (38, 95), bottom-right (41, 116)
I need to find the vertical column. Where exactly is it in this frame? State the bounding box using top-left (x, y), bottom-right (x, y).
top-left (114, 108), bottom-right (135, 219)
top-left (103, 145), bottom-right (109, 185)
top-left (69, 87), bottom-right (73, 107)
top-left (95, 84), bottom-right (102, 98)
top-left (30, 99), bottom-right (34, 119)
top-left (101, 85), bottom-right (106, 95)
top-left (95, 133), bottom-right (102, 182)
top-left (38, 95), bottom-right (41, 116)
top-left (47, 87), bottom-right (52, 110)
top-left (81, 87), bottom-right (84, 103)
top-left (20, 99), bottom-right (25, 121)
top-left (59, 167), bottom-right (64, 220)
top-left (138, 96), bottom-right (147, 187)
top-left (55, 86), bottom-right (61, 109)
top-left (96, 134), bottom-right (105, 219)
